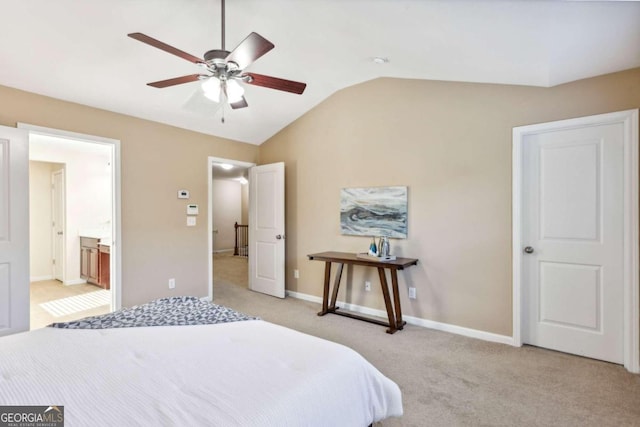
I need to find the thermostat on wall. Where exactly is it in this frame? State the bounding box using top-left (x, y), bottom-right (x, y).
top-left (187, 204), bottom-right (199, 215)
top-left (178, 189), bottom-right (190, 199)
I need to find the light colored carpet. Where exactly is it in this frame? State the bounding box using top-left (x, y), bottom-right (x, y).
top-left (212, 252), bottom-right (640, 427)
top-left (213, 251), bottom-right (248, 287)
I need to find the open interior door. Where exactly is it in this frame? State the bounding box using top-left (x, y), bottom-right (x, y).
top-left (0, 125), bottom-right (30, 336)
top-left (248, 162), bottom-right (285, 298)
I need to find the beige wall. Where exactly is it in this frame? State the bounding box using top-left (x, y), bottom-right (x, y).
top-left (1, 84), bottom-right (259, 307)
top-left (259, 68), bottom-right (640, 336)
top-left (7, 67), bottom-right (640, 335)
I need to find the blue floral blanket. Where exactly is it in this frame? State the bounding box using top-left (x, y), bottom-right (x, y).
top-left (49, 296), bottom-right (259, 329)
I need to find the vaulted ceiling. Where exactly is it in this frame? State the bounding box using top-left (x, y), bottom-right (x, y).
top-left (2, 1), bottom-right (639, 145)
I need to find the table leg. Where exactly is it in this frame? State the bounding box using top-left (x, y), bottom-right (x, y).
top-left (329, 263), bottom-right (344, 310)
top-left (377, 267), bottom-right (397, 334)
top-left (317, 261), bottom-right (332, 316)
top-left (390, 269), bottom-right (405, 330)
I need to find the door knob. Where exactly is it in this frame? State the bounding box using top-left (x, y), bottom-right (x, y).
top-left (57, 231), bottom-right (64, 235)
top-left (276, 235), bottom-right (282, 240)
top-left (524, 246), bottom-right (534, 254)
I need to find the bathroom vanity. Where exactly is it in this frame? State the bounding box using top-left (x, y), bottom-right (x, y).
top-left (80, 236), bottom-right (110, 289)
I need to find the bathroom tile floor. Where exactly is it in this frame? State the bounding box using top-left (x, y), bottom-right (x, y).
top-left (30, 280), bottom-right (111, 330)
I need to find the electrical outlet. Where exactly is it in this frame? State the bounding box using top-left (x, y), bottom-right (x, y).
top-left (294, 269), bottom-right (299, 279)
top-left (365, 281), bottom-right (371, 291)
top-left (168, 278), bottom-right (175, 289)
top-left (408, 287), bottom-right (416, 299)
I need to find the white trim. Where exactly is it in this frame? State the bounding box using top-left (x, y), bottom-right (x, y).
top-left (63, 279), bottom-right (87, 286)
top-left (286, 291), bottom-right (514, 346)
top-left (286, 290), bottom-right (322, 303)
top-left (18, 123), bottom-right (123, 312)
top-left (18, 123), bottom-right (120, 146)
top-left (213, 249), bottom-right (234, 254)
top-left (512, 109), bottom-right (640, 373)
top-left (30, 276), bottom-right (53, 283)
top-left (207, 156), bottom-right (255, 302)
top-left (112, 138), bottom-right (122, 311)
top-left (512, 134), bottom-right (523, 348)
top-left (623, 110), bottom-right (640, 373)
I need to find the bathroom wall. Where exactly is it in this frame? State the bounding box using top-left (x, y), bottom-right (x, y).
top-left (30, 135), bottom-right (112, 284)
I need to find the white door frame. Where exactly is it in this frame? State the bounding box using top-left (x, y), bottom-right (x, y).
top-left (207, 156), bottom-right (255, 302)
top-left (51, 168), bottom-right (65, 282)
top-left (18, 123), bottom-right (122, 311)
top-left (512, 109), bottom-right (639, 373)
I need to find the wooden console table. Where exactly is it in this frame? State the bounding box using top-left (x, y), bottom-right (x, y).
top-left (307, 251), bottom-right (418, 334)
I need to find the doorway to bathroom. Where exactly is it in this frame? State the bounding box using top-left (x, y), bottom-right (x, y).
top-left (24, 124), bottom-right (121, 329)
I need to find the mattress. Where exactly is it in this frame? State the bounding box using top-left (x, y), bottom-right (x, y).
top-left (0, 319), bottom-right (402, 426)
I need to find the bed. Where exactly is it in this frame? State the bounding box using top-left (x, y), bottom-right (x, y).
top-left (0, 297), bottom-right (402, 426)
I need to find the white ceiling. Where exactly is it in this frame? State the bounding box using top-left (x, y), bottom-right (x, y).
top-left (212, 162), bottom-right (249, 181)
top-left (2, 1), bottom-right (639, 145)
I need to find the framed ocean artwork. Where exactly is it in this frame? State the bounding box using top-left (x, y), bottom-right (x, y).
top-left (340, 186), bottom-right (407, 238)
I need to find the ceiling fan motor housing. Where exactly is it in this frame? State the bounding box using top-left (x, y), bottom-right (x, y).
top-left (203, 49), bottom-right (245, 81)
top-left (203, 49), bottom-right (230, 63)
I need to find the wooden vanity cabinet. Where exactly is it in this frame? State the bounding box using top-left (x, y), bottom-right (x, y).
top-left (98, 244), bottom-right (110, 290)
top-left (80, 236), bottom-right (111, 289)
top-left (80, 237), bottom-right (100, 286)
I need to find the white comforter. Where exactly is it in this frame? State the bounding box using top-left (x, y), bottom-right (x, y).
top-left (0, 320), bottom-right (402, 426)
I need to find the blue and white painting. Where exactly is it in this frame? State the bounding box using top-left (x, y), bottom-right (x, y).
top-left (340, 186), bottom-right (407, 238)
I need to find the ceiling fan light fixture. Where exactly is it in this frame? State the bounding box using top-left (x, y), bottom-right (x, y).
top-left (226, 79), bottom-right (245, 103)
top-left (202, 76), bottom-right (221, 102)
top-left (128, 0), bottom-right (306, 116)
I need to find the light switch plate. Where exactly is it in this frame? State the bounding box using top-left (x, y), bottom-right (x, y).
top-left (187, 216), bottom-right (196, 226)
top-left (178, 189), bottom-right (189, 199)
top-left (187, 204), bottom-right (199, 215)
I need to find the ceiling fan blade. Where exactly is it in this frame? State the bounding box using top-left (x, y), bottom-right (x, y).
top-left (229, 97), bottom-right (249, 109)
top-left (245, 73), bottom-right (306, 95)
top-left (128, 33), bottom-right (203, 64)
top-left (225, 32), bottom-right (274, 69)
top-left (147, 74), bottom-right (203, 88)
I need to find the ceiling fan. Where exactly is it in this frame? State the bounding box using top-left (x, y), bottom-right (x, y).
top-left (127, 0), bottom-right (306, 111)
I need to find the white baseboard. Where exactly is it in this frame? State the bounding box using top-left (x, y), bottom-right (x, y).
top-left (64, 279), bottom-right (87, 286)
top-left (30, 276), bottom-right (87, 286)
top-left (213, 249), bottom-right (234, 254)
top-left (286, 290), bottom-right (514, 346)
top-left (30, 275), bottom-right (53, 283)
top-left (200, 295), bottom-right (212, 302)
